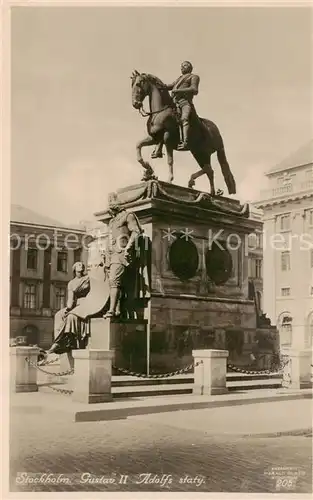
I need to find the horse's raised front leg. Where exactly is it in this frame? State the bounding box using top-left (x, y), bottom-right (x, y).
top-left (136, 135), bottom-right (156, 164)
top-left (136, 135), bottom-right (157, 181)
top-left (188, 169), bottom-right (204, 189)
top-left (164, 131), bottom-right (174, 183)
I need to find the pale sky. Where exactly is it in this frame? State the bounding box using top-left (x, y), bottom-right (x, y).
top-left (11, 6), bottom-right (313, 224)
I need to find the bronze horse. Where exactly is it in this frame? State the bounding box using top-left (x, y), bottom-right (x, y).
top-left (131, 70), bottom-right (236, 196)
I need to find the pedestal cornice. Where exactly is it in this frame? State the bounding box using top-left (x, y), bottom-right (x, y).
top-left (94, 181), bottom-right (258, 232)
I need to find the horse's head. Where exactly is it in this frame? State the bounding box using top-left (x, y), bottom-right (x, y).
top-left (131, 70), bottom-right (150, 110)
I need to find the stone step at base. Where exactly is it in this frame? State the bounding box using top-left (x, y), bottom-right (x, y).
top-left (227, 379), bottom-right (282, 391)
top-left (113, 384), bottom-right (193, 398)
top-left (112, 373), bottom-right (282, 386)
top-left (112, 376), bottom-right (194, 387)
top-left (39, 375), bottom-right (283, 398)
top-left (227, 372), bottom-right (282, 381)
top-left (112, 379), bottom-right (283, 398)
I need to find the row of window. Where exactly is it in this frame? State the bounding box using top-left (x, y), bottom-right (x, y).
top-left (278, 209), bottom-right (313, 231)
top-left (23, 283), bottom-right (67, 310)
top-left (279, 313), bottom-right (313, 348)
top-left (280, 286), bottom-right (313, 296)
top-left (280, 320), bottom-right (293, 346)
top-left (248, 258), bottom-right (262, 278)
top-left (281, 251), bottom-right (290, 271)
top-left (248, 233), bottom-right (262, 249)
top-left (276, 167), bottom-right (313, 186)
top-left (281, 249), bottom-right (313, 271)
top-left (23, 282), bottom-right (312, 309)
top-left (249, 250), bottom-right (313, 278)
top-left (280, 214), bottom-right (291, 232)
top-left (27, 249), bottom-right (69, 272)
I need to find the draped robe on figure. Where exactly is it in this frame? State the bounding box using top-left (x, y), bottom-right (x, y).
top-left (53, 274), bottom-right (91, 353)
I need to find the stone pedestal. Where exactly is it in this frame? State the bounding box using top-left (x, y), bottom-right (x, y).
top-left (192, 349), bottom-right (229, 395)
top-left (72, 349), bottom-right (114, 404)
top-left (89, 317), bottom-right (148, 374)
top-left (281, 348), bottom-right (312, 390)
top-left (11, 346), bottom-right (40, 392)
top-left (94, 181), bottom-right (266, 374)
top-left (88, 317), bottom-right (112, 349)
top-left (59, 352), bottom-right (74, 373)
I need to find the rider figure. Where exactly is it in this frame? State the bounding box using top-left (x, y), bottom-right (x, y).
top-left (151, 61), bottom-right (200, 158)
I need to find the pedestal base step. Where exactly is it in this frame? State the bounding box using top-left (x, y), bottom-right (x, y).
top-left (113, 383), bottom-right (193, 398)
top-left (38, 372), bottom-right (283, 398)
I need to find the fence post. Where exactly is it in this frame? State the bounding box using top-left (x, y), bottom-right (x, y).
top-left (11, 346), bottom-right (40, 393)
top-left (281, 348), bottom-right (312, 390)
top-left (71, 349), bottom-right (114, 403)
top-left (192, 349), bottom-right (229, 396)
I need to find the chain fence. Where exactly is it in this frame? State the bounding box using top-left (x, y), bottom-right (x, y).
top-left (25, 352), bottom-right (298, 396)
top-left (26, 357), bottom-right (203, 396)
top-left (38, 356), bottom-right (59, 366)
top-left (226, 352), bottom-right (292, 376)
top-left (112, 360), bottom-right (203, 379)
top-left (28, 355), bottom-right (293, 380)
top-left (226, 356), bottom-right (294, 389)
top-left (25, 357), bottom-right (74, 377)
top-left (227, 364), bottom-right (274, 375)
top-left (227, 361), bottom-right (289, 376)
top-left (25, 356), bottom-right (74, 396)
top-left (45, 385), bottom-right (74, 395)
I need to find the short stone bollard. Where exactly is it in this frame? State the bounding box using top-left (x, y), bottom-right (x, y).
top-left (72, 349), bottom-right (114, 404)
top-left (192, 349), bottom-right (229, 396)
top-left (281, 348), bottom-right (312, 390)
top-left (71, 317), bottom-right (148, 404)
top-left (11, 346), bottom-right (40, 393)
top-left (70, 318), bottom-right (114, 404)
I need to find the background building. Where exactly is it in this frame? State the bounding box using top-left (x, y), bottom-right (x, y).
top-left (255, 140), bottom-right (313, 350)
top-left (10, 205), bottom-right (88, 348)
top-left (248, 208), bottom-right (263, 312)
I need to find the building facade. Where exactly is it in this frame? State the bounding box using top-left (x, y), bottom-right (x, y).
top-left (10, 205), bottom-right (88, 349)
top-left (248, 208), bottom-right (263, 312)
top-left (255, 141), bottom-right (313, 350)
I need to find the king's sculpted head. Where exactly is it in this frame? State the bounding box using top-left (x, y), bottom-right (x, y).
top-left (181, 61), bottom-right (193, 74)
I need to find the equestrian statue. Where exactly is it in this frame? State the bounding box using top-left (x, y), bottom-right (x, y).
top-left (131, 61), bottom-right (236, 197)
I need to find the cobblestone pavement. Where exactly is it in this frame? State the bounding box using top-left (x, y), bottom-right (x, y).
top-left (10, 399), bottom-right (312, 493)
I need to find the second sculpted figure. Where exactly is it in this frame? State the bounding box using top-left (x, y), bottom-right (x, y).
top-left (104, 194), bottom-right (144, 318)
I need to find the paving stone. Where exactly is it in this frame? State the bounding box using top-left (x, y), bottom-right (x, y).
top-left (9, 400), bottom-right (312, 493)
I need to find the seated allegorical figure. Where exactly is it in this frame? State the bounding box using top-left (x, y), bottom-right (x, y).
top-left (46, 261), bottom-right (91, 355)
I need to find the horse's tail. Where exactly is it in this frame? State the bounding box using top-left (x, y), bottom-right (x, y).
top-left (216, 143), bottom-right (237, 195)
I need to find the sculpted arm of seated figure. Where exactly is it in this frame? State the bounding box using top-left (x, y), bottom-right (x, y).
top-left (64, 283), bottom-right (75, 315)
